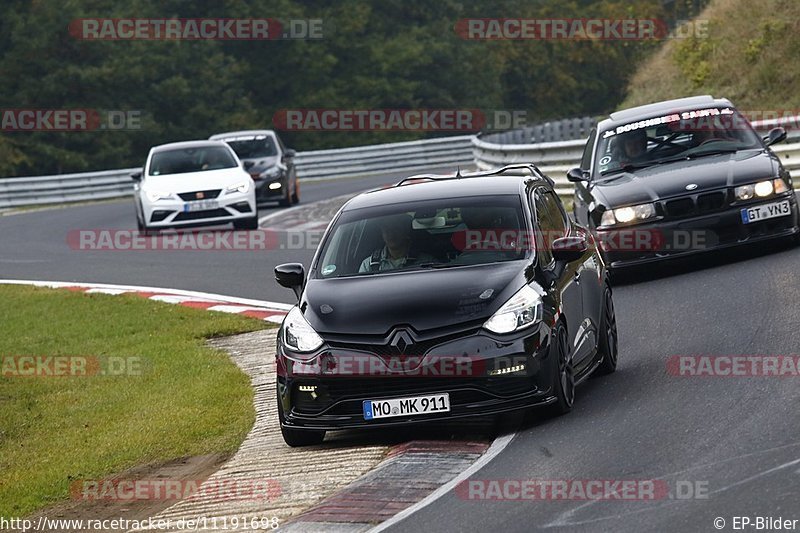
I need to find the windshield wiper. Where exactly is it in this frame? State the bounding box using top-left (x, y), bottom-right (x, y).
top-left (684, 148), bottom-right (739, 159)
top-left (599, 161), bottom-right (658, 177)
top-left (410, 262), bottom-right (460, 270)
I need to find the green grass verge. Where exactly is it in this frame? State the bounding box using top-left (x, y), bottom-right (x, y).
top-left (0, 285), bottom-right (270, 518)
top-left (623, 0), bottom-right (800, 111)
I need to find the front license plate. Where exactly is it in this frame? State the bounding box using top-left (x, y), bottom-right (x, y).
top-left (741, 200), bottom-right (791, 224)
top-left (183, 200), bottom-right (219, 212)
top-left (363, 393), bottom-right (450, 420)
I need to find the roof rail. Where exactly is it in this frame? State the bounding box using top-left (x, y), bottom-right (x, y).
top-left (394, 164), bottom-right (546, 188)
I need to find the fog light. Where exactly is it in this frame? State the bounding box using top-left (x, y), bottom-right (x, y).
top-left (269, 182), bottom-right (282, 190)
top-left (489, 364), bottom-right (526, 376)
top-left (298, 385), bottom-right (318, 399)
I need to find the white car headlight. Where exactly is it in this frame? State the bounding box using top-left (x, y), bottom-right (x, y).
top-left (600, 203), bottom-right (656, 227)
top-left (225, 180), bottom-right (251, 194)
top-left (282, 306), bottom-right (324, 354)
top-left (144, 190), bottom-right (173, 202)
top-left (483, 285), bottom-right (543, 335)
top-left (736, 179), bottom-right (787, 201)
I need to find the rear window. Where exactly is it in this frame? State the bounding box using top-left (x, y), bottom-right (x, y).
top-left (314, 195), bottom-right (529, 278)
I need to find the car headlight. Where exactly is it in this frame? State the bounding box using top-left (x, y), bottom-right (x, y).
top-left (483, 285), bottom-right (543, 335)
top-left (600, 203), bottom-right (656, 227)
top-left (282, 306), bottom-right (324, 354)
top-left (736, 179), bottom-right (788, 201)
top-left (225, 180), bottom-right (251, 194)
top-left (261, 166), bottom-right (282, 179)
top-left (144, 190), bottom-right (172, 202)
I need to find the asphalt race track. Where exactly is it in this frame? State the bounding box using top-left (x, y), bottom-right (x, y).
top-left (0, 171), bottom-right (403, 303)
top-left (2, 175), bottom-right (799, 532)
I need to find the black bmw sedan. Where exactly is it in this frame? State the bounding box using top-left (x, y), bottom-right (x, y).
top-left (273, 165), bottom-right (617, 446)
top-left (569, 95), bottom-right (800, 268)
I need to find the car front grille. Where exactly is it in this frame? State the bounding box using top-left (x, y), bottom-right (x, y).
top-left (325, 326), bottom-right (481, 359)
top-left (664, 190), bottom-right (729, 218)
top-left (177, 189), bottom-right (222, 201)
top-left (173, 208), bottom-right (231, 221)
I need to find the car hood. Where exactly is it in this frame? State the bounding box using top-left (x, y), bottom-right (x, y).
top-left (143, 167), bottom-right (252, 194)
top-left (301, 261), bottom-right (529, 336)
top-left (591, 149), bottom-right (779, 207)
top-left (242, 156), bottom-right (280, 175)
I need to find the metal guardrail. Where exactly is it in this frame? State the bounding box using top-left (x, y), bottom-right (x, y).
top-left (0, 135), bottom-right (474, 208)
top-left (295, 135), bottom-right (474, 181)
top-left (4, 115), bottom-right (800, 209)
top-left (473, 117), bottom-right (800, 193)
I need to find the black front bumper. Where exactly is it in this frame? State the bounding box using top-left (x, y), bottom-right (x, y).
top-left (597, 193), bottom-right (799, 268)
top-left (276, 324), bottom-right (557, 431)
top-left (254, 177), bottom-right (286, 201)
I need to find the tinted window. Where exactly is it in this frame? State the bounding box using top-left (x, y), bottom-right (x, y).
top-left (594, 107), bottom-right (761, 177)
top-left (533, 189), bottom-right (568, 265)
top-left (148, 146), bottom-right (237, 176)
top-left (580, 128), bottom-right (596, 170)
top-left (226, 137), bottom-right (278, 159)
top-left (315, 195), bottom-right (528, 278)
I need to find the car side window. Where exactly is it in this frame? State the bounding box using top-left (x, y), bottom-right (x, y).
top-left (532, 189), bottom-right (568, 266)
top-left (580, 128), bottom-right (596, 171)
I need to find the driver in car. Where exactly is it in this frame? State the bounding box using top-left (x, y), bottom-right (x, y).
top-left (358, 213), bottom-right (434, 272)
top-left (619, 130), bottom-right (648, 161)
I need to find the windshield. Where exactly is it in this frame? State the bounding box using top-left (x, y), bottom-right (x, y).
top-left (148, 146), bottom-right (238, 176)
top-left (225, 137), bottom-right (278, 159)
top-left (595, 107), bottom-right (762, 177)
top-left (314, 195), bottom-right (528, 278)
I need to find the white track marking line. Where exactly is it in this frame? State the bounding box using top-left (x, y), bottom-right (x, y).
top-left (84, 288), bottom-right (133, 295)
top-left (0, 279), bottom-right (293, 311)
top-left (368, 431), bottom-right (518, 533)
top-left (257, 191), bottom-right (359, 227)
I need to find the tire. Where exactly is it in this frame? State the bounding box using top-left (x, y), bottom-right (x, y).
top-left (234, 215), bottom-right (259, 230)
top-left (596, 284), bottom-right (618, 375)
top-left (278, 179), bottom-right (292, 207)
top-left (547, 323), bottom-right (575, 416)
top-left (277, 395), bottom-right (325, 447)
top-left (291, 178), bottom-right (300, 204)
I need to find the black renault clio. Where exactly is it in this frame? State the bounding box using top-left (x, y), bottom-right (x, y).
top-left (274, 165), bottom-right (617, 446)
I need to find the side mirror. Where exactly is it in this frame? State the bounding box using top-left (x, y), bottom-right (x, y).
top-left (567, 168), bottom-right (589, 183)
top-left (284, 148), bottom-right (296, 158)
top-left (763, 127), bottom-right (787, 147)
top-left (130, 171), bottom-right (142, 182)
top-left (552, 235), bottom-right (588, 263)
top-left (243, 160), bottom-right (255, 170)
top-left (275, 263), bottom-right (305, 300)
